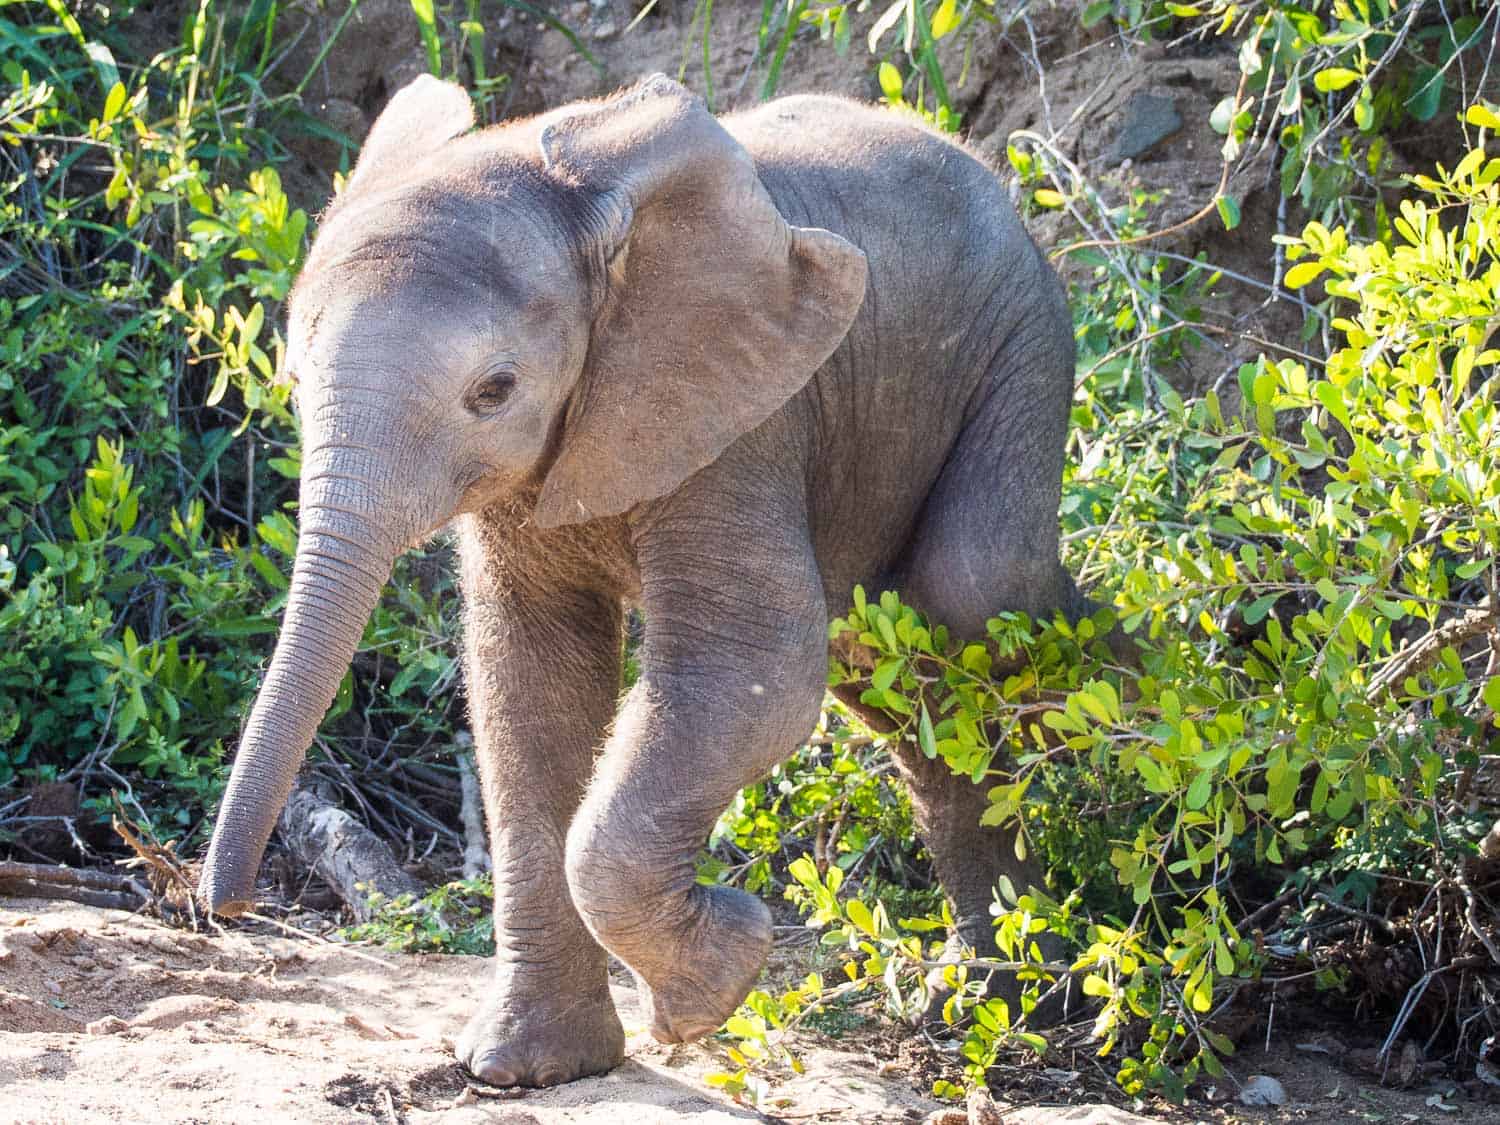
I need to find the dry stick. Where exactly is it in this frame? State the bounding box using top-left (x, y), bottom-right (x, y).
top-left (239, 909), bottom-right (397, 969)
top-left (1312, 892), bottom-right (1397, 940)
top-left (1239, 885), bottom-right (1301, 932)
top-left (1367, 598), bottom-right (1498, 703)
top-left (1454, 870), bottom-right (1500, 968)
top-left (112, 815), bottom-right (196, 895)
top-left (0, 860), bottom-right (151, 897)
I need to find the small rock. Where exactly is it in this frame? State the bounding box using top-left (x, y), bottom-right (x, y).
top-left (922, 1111), bottom-right (967, 1125)
top-left (86, 1015), bottom-right (129, 1035)
top-left (1238, 1074), bottom-right (1287, 1106)
top-left (1106, 92), bottom-right (1183, 165)
top-left (1476, 1035), bottom-right (1499, 1088)
top-left (592, 20), bottom-right (618, 41)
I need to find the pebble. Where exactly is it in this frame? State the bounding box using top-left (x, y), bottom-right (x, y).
top-left (1238, 1074), bottom-right (1288, 1106)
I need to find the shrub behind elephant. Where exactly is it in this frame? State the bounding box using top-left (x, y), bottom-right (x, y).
top-left (199, 74), bottom-right (1089, 1087)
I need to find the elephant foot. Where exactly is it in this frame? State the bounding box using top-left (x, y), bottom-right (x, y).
top-left (632, 884), bottom-right (773, 1043)
top-left (456, 971), bottom-right (624, 1087)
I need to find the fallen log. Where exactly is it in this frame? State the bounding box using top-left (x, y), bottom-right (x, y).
top-left (278, 775), bottom-right (426, 921)
top-left (0, 860), bottom-right (151, 911)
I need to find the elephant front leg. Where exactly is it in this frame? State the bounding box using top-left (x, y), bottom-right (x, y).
top-left (563, 520), bottom-right (828, 1043)
top-left (454, 521), bottom-right (625, 1087)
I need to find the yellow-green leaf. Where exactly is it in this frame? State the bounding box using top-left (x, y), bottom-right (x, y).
top-left (878, 61), bottom-right (903, 102)
top-left (102, 81), bottom-right (126, 123)
top-left (1313, 67), bottom-right (1361, 93)
top-left (931, 0), bottom-right (961, 39)
top-left (1284, 261), bottom-right (1324, 289)
top-left (1465, 102), bottom-right (1500, 129)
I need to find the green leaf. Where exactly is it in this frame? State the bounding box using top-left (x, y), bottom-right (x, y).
top-left (871, 657), bottom-right (902, 692)
top-left (1406, 66), bottom-right (1443, 122)
top-left (1314, 381), bottom-right (1351, 430)
top-left (205, 363), bottom-right (230, 407)
top-left (1209, 96), bottom-right (1238, 135)
top-left (1215, 195), bottom-right (1241, 231)
top-left (409, 0), bottom-right (442, 75)
top-left (918, 704), bottom-right (938, 760)
top-left (1243, 593), bottom-right (1281, 626)
top-left (845, 898), bottom-right (877, 938)
top-left (1185, 771), bottom-right (1212, 811)
top-left (1081, 1), bottom-right (1113, 28)
top-left (1313, 67), bottom-right (1361, 93)
top-left (878, 61), bottom-right (904, 102)
top-left (1484, 676), bottom-right (1500, 715)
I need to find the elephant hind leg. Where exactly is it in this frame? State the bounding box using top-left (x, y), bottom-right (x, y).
top-left (867, 343), bottom-right (1085, 1020)
top-left (830, 680), bottom-right (1056, 1022)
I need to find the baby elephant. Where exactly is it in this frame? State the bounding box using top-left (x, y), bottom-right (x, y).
top-left (199, 74), bottom-right (1092, 1086)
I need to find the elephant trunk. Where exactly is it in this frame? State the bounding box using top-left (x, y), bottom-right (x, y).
top-left (199, 443), bottom-right (411, 916)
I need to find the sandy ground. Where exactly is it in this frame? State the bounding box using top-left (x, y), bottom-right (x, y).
top-left (0, 898), bottom-right (1155, 1124)
top-left (3, 898), bottom-right (1496, 1125)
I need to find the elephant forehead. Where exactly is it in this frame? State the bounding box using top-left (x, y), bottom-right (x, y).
top-left (304, 179), bottom-right (572, 293)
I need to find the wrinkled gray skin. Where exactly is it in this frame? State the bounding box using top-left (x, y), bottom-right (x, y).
top-left (198, 74), bottom-right (1092, 1088)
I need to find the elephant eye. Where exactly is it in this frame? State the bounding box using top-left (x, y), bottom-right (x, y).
top-left (467, 369), bottom-right (516, 415)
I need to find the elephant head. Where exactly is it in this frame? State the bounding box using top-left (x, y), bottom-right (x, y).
top-left (198, 75), bottom-right (868, 914)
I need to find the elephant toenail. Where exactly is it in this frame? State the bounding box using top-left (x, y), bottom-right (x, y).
top-left (533, 1065), bottom-right (568, 1087)
top-left (676, 1020), bottom-right (716, 1042)
top-left (477, 1061), bottom-right (517, 1087)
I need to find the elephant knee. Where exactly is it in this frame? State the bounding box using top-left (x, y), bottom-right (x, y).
top-left (564, 800), bottom-right (677, 950)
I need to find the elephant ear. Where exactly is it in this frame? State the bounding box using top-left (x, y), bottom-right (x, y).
top-left (345, 75), bottom-right (474, 194)
top-left (532, 75), bottom-right (868, 528)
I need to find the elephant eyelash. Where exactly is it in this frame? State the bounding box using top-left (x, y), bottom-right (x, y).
top-left (466, 369), bottom-right (517, 414)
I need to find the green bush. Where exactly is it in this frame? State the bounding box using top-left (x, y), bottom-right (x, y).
top-left (711, 115), bottom-right (1499, 1102)
top-left (0, 1), bottom-right (460, 842)
top-left (343, 876), bottom-right (496, 956)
